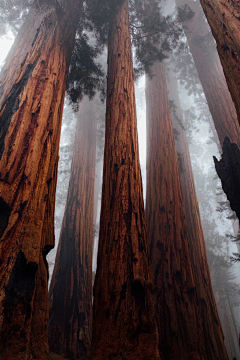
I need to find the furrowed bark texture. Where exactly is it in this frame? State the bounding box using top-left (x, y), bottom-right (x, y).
top-left (49, 96), bottom-right (97, 360)
top-left (167, 63), bottom-right (228, 360)
top-left (146, 61), bottom-right (207, 360)
top-left (198, 0), bottom-right (240, 125)
top-left (90, 2), bottom-right (160, 359)
top-left (0, 1), bottom-right (82, 358)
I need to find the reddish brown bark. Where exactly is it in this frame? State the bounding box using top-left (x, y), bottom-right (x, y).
top-left (90, 2), bottom-right (160, 359)
top-left (167, 62), bottom-right (229, 360)
top-left (0, 1), bottom-right (82, 358)
top-left (198, 0), bottom-right (240, 126)
top-left (146, 60), bottom-right (209, 360)
top-left (49, 96), bottom-right (97, 360)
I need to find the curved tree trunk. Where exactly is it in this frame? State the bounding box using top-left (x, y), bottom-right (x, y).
top-left (166, 61), bottom-right (229, 360)
top-left (198, 0), bottom-right (240, 126)
top-left (146, 60), bottom-right (209, 360)
top-left (48, 96), bottom-right (97, 360)
top-left (0, 2), bottom-right (82, 358)
top-left (90, 2), bottom-right (160, 359)
top-left (175, 0), bottom-right (240, 147)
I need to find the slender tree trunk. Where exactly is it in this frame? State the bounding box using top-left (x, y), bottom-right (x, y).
top-left (146, 60), bottom-right (210, 360)
top-left (0, 1), bottom-right (82, 358)
top-left (198, 0), bottom-right (240, 126)
top-left (49, 96), bottom-right (97, 360)
top-left (166, 61), bottom-right (229, 360)
top-left (90, 2), bottom-right (160, 359)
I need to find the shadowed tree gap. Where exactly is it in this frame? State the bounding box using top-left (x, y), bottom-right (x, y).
top-left (146, 60), bottom-right (211, 360)
top-left (49, 96), bottom-right (98, 360)
top-left (90, 1), bottom-right (160, 359)
top-left (166, 61), bottom-right (228, 360)
top-left (0, 1), bottom-right (84, 358)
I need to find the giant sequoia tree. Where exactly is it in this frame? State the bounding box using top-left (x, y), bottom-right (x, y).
top-left (199, 0), bottom-right (240, 124)
top-left (0, 1), bottom-right (83, 358)
top-left (146, 59), bottom-right (209, 360)
top-left (176, 0), bottom-right (240, 148)
top-left (48, 96), bottom-right (98, 359)
top-left (166, 61), bottom-right (228, 359)
top-left (90, 1), bottom-right (160, 358)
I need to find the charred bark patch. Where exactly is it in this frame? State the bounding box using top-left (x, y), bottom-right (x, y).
top-left (154, 262), bottom-right (161, 286)
top-left (131, 279), bottom-right (145, 306)
top-left (19, 200), bottom-right (28, 219)
top-left (156, 241), bottom-right (164, 251)
top-left (123, 211), bottom-right (131, 231)
top-left (120, 282), bottom-right (127, 300)
top-left (214, 136), bottom-right (240, 220)
top-left (175, 271), bottom-right (182, 283)
top-left (0, 197), bottom-right (11, 238)
top-left (78, 312), bottom-right (86, 327)
top-left (4, 251), bottom-right (38, 307)
top-left (187, 287), bottom-right (196, 299)
top-left (131, 139), bottom-right (135, 160)
top-left (114, 283), bottom-right (127, 323)
top-left (114, 163), bottom-right (119, 173)
top-left (1, 251), bottom-right (38, 345)
top-left (0, 63), bottom-right (35, 160)
top-left (138, 235), bottom-right (144, 252)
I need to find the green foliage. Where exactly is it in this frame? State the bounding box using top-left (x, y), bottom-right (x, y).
top-left (86, 0), bottom-right (187, 78)
top-left (66, 34), bottom-right (106, 110)
top-left (130, 0), bottom-right (183, 77)
top-left (85, 0), bottom-right (124, 44)
top-left (0, 0), bottom-right (197, 104)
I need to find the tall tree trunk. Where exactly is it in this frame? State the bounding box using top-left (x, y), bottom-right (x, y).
top-left (30, 160), bottom-right (58, 359)
top-left (146, 60), bottom-right (210, 360)
top-left (176, 0), bottom-right (240, 241)
top-left (49, 96), bottom-right (97, 360)
top-left (90, 2), bottom-right (160, 359)
top-left (179, 0), bottom-right (240, 260)
top-left (198, 0), bottom-right (240, 126)
top-left (175, 0), bottom-right (240, 147)
top-left (0, 1), bottom-right (82, 358)
top-left (166, 61), bottom-right (229, 360)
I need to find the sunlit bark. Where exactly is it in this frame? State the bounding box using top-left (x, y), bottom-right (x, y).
top-left (90, 2), bottom-right (160, 359)
top-left (167, 62), bottom-right (229, 360)
top-left (146, 60), bottom-right (209, 360)
top-left (49, 96), bottom-right (97, 360)
top-left (198, 0), bottom-right (240, 126)
top-left (0, 1), bottom-right (82, 358)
